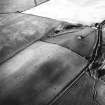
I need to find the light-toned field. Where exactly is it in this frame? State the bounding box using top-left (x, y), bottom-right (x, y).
top-left (24, 0), bottom-right (105, 25)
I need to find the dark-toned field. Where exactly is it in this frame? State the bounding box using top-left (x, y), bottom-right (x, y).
top-left (0, 13), bottom-right (105, 105)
